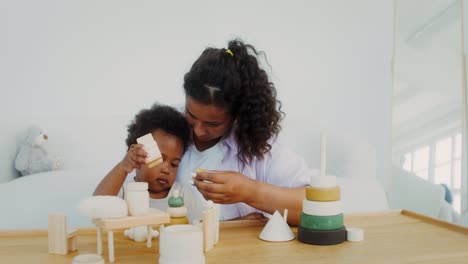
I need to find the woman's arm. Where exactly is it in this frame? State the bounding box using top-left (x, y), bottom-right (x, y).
top-left (250, 181), bottom-right (305, 225)
top-left (193, 172), bottom-right (305, 226)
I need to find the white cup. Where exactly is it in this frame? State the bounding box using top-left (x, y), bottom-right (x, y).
top-left (125, 182), bottom-right (149, 216)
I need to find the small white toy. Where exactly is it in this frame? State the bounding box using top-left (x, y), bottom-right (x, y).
top-left (259, 209), bottom-right (295, 242)
top-left (48, 213), bottom-right (77, 255)
top-left (124, 226), bottom-right (159, 242)
top-left (125, 182), bottom-right (149, 216)
top-left (136, 133), bottom-right (162, 168)
top-left (346, 227), bottom-right (364, 242)
top-left (14, 126), bottom-right (63, 176)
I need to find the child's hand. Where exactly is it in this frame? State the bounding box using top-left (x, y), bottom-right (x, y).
top-left (120, 144), bottom-right (148, 173)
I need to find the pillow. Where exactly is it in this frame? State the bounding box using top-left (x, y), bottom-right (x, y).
top-left (0, 169), bottom-right (103, 229)
top-left (390, 167), bottom-right (445, 218)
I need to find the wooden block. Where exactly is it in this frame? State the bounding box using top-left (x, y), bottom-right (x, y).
top-left (67, 235), bottom-right (77, 251)
top-left (67, 228), bottom-right (78, 251)
top-left (208, 208), bottom-right (215, 248)
top-left (147, 157), bottom-right (162, 168)
top-left (137, 133), bottom-right (162, 167)
top-left (146, 226), bottom-right (152, 248)
top-left (214, 204), bottom-right (219, 244)
top-left (202, 210), bottom-right (211, 252)
top-left (93, 208), bottom-right (170, 230)
top-left (202, 208), bottom-right (215, 252)
top-left (108, 231), bottom-right (114, 263)
top-left (48, 213), bottom-right (71, 255)
top-left (67, 229), bottom-right (77, 237)
top-left (97, 227), bottom-right (102, 255)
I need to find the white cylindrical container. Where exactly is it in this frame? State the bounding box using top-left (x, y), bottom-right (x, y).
top-left (167, 206), bottom-right (188, 218)
top-left (159, 224), bottom-right (205, 264)
top-left (72, 254), bottom-right (104, 264)
top-left (346, 227), bottom-right (364, 242)
top-left (302, 199), bottom-right (343, 216)
top-left (125, 182), bottom-right (149, 216)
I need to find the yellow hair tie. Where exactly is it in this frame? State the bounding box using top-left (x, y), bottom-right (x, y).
top-left (226, 49), bottom-right (234, 57)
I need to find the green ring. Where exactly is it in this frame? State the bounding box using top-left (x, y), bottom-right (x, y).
top-left (168, 196), bottom-right (184, 207)
top-left (300, 213), bottom-right (344, 231)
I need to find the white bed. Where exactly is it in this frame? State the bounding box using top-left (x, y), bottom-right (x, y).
top-left (0, 116), bottom-right (390, 229)
top-left (0, 168), bottom-right (390, 229)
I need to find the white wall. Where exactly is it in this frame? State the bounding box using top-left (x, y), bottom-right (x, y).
top-left (0, 1), bottom-right (393, 188)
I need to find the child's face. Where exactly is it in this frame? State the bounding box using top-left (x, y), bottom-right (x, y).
top-left (135, 129), bottom-right (184, 197)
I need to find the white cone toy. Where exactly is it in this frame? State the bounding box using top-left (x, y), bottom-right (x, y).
top-left (259, 209), bottom-right (295, 242)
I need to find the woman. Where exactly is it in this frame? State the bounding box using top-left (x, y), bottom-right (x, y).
top-left (176, 39), bottom-right (313, 225)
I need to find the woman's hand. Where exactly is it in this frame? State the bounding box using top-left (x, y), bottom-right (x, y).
top-left (193, 169), bottom-right (305, 225)
top-left (192, 170), bottom-right (257, 204)
top-left (120, 144), bottom-right (148, 174)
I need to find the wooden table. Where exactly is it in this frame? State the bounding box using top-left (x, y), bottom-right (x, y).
top-left (1, 210), bottom-right (468, 264)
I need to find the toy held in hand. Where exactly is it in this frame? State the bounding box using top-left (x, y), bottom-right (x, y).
top-left (136, 133), bottom-right (162, 168)
top-left (14, 126), bottom-right (63, 176)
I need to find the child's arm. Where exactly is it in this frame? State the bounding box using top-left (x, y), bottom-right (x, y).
top-left (93, 144), bottom-right (147, 196)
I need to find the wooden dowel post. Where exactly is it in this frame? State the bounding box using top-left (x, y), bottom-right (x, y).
top-left (97, 227), bottom-right (102, 255)
top-left (108, 231), bottom-right (114, 263)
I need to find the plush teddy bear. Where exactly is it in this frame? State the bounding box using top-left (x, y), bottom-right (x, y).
top-left (14, 126), bottom-right (63, 176)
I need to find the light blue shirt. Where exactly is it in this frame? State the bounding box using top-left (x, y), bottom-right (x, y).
top-left (176, 131), bottom-right (314, 220)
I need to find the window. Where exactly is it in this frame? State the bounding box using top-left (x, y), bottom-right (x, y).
top-left (400, 132), bottom-right (462, 213)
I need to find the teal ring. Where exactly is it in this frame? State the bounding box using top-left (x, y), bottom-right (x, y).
top-left (300, 212), bottom-right (344, 231)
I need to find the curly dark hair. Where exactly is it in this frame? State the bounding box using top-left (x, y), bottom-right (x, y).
top-left (183, 39), bottom-right (284, 164)
top-left (126, 103), bottom-right (190, 151)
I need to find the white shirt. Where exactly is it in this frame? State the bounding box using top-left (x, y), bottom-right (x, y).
top-left (176, 131), bottom-right (313, 220)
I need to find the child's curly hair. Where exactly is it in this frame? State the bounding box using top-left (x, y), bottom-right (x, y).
top-left (183, 39), bottom-right (284, 164)
top-left (125, 103), bottom-right (190, 151)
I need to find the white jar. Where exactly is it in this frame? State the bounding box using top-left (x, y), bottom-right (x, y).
top-left (125, 182), bottom-right (149, 216)
top-left (72, 254), bottom-right (104, 264)
top-left (159, 225), bottom-right (205, 264)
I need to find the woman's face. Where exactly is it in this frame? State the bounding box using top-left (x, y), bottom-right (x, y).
top-left (185, 96), bottom-right (234, 144)
top-left (135, 129), bottom-right (183, 197)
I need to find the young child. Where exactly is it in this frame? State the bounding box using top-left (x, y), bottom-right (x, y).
top-left (94, 103), bottom-right (202, 217)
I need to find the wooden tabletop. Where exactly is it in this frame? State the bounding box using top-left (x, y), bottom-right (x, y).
top-left (92, 208), bottom-right (170, 230)
top-left (1, 210), bottom-right (468, 264)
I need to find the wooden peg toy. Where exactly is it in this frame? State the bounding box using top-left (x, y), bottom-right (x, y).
top-left (167, 189), bottom-right (189, 225)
